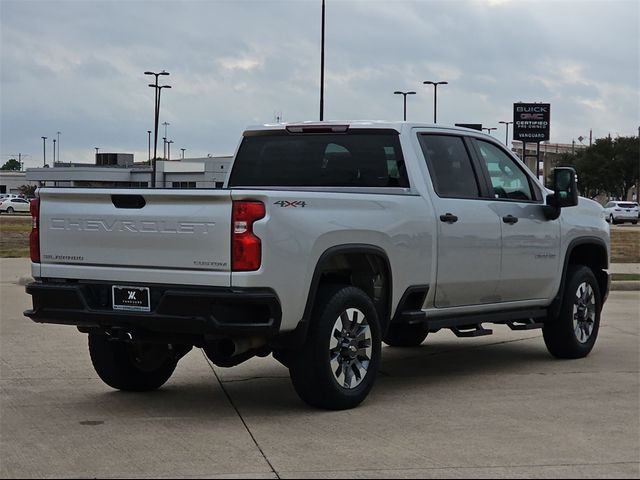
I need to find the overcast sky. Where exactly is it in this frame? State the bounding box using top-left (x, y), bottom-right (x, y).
top-left (1, 0), bottom-right (638, 168)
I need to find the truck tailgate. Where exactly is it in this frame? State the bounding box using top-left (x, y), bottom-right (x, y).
top-left (38, 189), bottom-right (232, 275)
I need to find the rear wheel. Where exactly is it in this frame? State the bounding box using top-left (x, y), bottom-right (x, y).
top-left (289, 285), bottom-right (381, 410)
top-left (6, 207), bottom-right (14, 214)
top-left (609, 214), bottom-right (616, 225)
top-left (543, 265), bottom-right (601, 359)
top-left (383, 323), bottom-right (428, 347)
top-left (88, 334), bottom-right (178, 391)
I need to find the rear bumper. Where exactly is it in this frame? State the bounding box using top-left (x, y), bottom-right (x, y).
top-left (24, 281), bottom-right (282, 338)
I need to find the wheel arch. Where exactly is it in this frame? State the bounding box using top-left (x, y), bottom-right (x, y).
top-left (549, 237), bottom-right (609, 319)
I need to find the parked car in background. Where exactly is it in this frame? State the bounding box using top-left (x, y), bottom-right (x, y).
top-left (604, 201), bottom-right (639, 224)
top-left (0, 197), bottom-right (31, 214)
top-left (0, 193), bottom-right (25, 201)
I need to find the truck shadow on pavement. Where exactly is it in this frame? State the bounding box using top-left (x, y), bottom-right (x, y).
top-left (79, 337), bottom-right (570, 416)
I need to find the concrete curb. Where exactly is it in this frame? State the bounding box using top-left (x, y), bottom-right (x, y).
top-left (610, 281), bottom-right (640, 291)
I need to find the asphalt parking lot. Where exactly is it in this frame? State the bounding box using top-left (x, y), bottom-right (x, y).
top-left (1, 258), bottom-right (638, 478)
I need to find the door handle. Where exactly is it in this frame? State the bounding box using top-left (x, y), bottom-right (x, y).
top-left (440, 213), bottom-right (459, 224)
top-left (503, 215), bottom-right (519, 224)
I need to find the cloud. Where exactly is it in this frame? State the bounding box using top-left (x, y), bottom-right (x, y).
top-left (0, 0), bottom-right (638, 168)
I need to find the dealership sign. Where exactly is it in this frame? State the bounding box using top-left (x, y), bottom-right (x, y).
top-left (513, 103), bottom-right (550, 142)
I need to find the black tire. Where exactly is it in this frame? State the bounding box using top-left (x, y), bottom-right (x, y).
top-left (383, 323), bottom-right (428, 347)
top-left (543, 265), bottom-right (601, 359)
top-left (289, 285), bottom-right (382, 410)
top-left (88, 334), bottom-right (178, 391)
top-left (632, 221), bottom-right (638, 225)
top-left (6, 207), bottom-right (14, 214)
top-left (609, 215), bottom-right (617, 225)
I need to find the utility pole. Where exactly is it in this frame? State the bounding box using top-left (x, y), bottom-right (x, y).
top-left (319, 0), bottom-right (325, 121)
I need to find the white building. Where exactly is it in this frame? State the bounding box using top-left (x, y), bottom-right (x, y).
top-left (25, 156), bottom-right (232, 189)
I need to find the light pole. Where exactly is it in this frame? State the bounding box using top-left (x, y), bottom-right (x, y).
top-left (423, 81), bottom-right (448, 123)
top-left (319, 0), bottom-right (325, 121)
top-left (161, 120), bottom-right (170, 160)
top-left (41, 137), bottom-right (47, 167)
top-left (393, 91), bottom-right (416, 121)
top-left (147, 130), bottom-right (151, 161)
top-left (52, 138), bottom-right (56, 164)
top-left (145, 70), bottom-right (170, 187)
top-left (499, 121), bottom-right (513, 146)
top-left (56, 131), bottom-right (61, 163)
top-left (483, 127), bottom-right (497, 136)
top-left (163, 137), bottom-right (167, 160)
top-left (167, 140), bottom-right (174, 161)
top-left (95, 147), bottom-right (99, 162)
top-left (181, 148), bottom-right (186, 160)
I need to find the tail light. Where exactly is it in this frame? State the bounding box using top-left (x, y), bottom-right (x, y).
top-left (29, 198), bottom-right (40, 263)
top-left (231, 201), bottom-right (265, 271)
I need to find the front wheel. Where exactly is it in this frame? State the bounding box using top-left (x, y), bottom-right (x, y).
top-left (6, 207), bottom-right (14, 214)
top-left (609, 214), bottom-right (616, 225)
top-left (289, 285), bottom-right (381, 410)
top-left (543, 265), bottom-right (601, 359)
top-left (88, 334), bottom-right (178, 391)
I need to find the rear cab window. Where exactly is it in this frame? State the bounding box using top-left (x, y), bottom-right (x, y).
top-left (417, 134), bottom-right (481, 199)
top-left (228, 129), bottom-right (409, 188)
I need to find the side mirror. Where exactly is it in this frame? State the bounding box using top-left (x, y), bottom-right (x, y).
top-left (543, 167), bottom-right (579, 220)
top-left (552, 167), bottom-right (579, 208)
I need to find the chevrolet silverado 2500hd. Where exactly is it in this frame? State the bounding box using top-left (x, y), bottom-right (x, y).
top-left (25, 122), bottom-right (610, 410)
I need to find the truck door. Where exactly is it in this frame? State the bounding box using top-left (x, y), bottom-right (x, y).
top-left (470, 139), bottom-right (561, 301)
top-left (417, 134), bottom-right (502, 308)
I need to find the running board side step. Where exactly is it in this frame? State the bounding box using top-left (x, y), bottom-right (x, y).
top-left (394, 308), bottom-right (547, 333)
top-left (451, 325), bottom-right (493, 337)
top-left (506, 319), bottom-right (544, 331)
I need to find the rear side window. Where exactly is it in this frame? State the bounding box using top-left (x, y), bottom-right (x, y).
top-left (418, 135), bottom-right (480, 198)
top-left (228, 132), bottom-right (409, 188)
top-left (619, 203), bottom-right (638, 208)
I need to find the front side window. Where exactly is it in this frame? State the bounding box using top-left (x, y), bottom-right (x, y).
top-left (476, 140), bottom-right (534, 201)
top-left (229, 132), bottom-right (409, 188)
top-left (418, 135), bottom-right (480, 198)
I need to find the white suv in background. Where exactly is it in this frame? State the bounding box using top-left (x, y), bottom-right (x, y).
top-left (604, 201), bottom-right (639, 225)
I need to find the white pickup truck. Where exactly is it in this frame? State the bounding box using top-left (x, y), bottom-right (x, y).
top-left (25, 122), bottom-right (610, 409)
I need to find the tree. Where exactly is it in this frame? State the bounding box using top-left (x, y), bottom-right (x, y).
top-left (17, 184), bottom-right (37, 198)
top-left (556, 135), bottom-right (639, 200)
top-left (1, 159), bottom-right (21, 171)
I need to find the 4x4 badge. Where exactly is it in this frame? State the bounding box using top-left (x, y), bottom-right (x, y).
top-left (274, 200), bottom-right (306, 208)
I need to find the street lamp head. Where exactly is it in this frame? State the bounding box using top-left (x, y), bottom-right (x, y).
top-left (423, 81), bottom-right (434, 85)
top-left (393, 91), bottom-right (403, 95)
top-left (160, 70), bottom-right (170, 76)
top-left (407, 91), bottom-right (417, 95)
top-left (438, 81), bottom-right (448, 85)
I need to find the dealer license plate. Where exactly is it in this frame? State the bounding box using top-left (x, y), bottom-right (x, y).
top-left (112, 286), bottom-right (151, 312)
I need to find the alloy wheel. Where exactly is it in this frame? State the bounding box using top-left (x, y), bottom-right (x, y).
top-left (573, 282), bottom-right (596, 344)
top-left (329, 308), bottom-right (372, 389)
